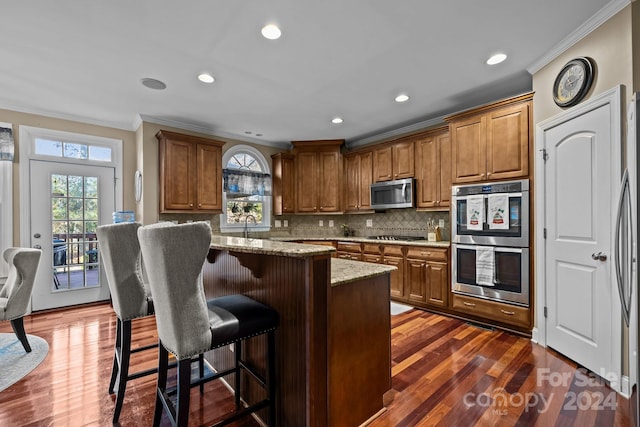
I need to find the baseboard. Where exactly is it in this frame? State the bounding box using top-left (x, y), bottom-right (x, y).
top-left (621, 375), bottom-right (631, 398)
top-left (531, 327), bottom-right (540, 344)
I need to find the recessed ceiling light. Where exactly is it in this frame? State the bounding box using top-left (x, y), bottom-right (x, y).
top-left (331, 117), bottom-right (343, 124)
top-left (261, 24), bottom-right (282, 40)
top-left (245, 131), bottom-right (253, 134)
top-left (198, 73), bottom-right (215, 83)
top-left (395, 94), bottom-right (409, 103)
top-left (486, 53), bottom-right (507, 65)
top-left (140, 78), bottom-right (166, 90)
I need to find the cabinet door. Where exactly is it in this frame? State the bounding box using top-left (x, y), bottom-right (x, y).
top-left (438, 133), bottom-right (451, 207)
top-left (344, 154), bottom-right (360, 212)
top-left (451, 115), bottom-right (487, 183)
top-left (373, 146), bottom-right (393, 182)
top-left (385, 256), bottom-right (404, 298)
top-left (362, 253), bottom-right (382, 264)
top-left (282, 155), bottom-right (296, 213)
top-left (318, 151), bottom-right (341, 212)
top-left (405, 258), bottom-right (427, 303)
top-left (358, 151), bottom-right (373, 210)
top-left (196, 143), bottom-right (222, 211)
top-left (415, 135), bottom-right (439, 208)
top-left (296, 152), bottom-right (318, 212)
top-left (425, 261), bottom-right (448, 308)
top-left (486, 103), bottom-right (529, 180)
top-left (392, 141), bottom-right (414, 179)
top-left (161, 138), bottom-right (194, 211)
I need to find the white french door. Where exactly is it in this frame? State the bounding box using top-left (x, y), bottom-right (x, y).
top-left (30, 160), bottom-right (114, 310)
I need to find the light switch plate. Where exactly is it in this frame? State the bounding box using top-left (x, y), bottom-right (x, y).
top-left (283, 220), bottom-right (288, 227)
top-left (439, 219), bottom-right (445, 228)
top-left (319, 220), bottom-right (324, 227)
top-left (329, 220), bottom-right (334, 227)
top-left (366, 219), bottom-right (373, 227)
top-left (275, 219), bottom-right (281, 228)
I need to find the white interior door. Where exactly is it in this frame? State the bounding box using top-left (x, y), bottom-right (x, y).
top-left (30, 160), bottom-right (114, 311)
top-left (543, 99), bottom-right (619, 381)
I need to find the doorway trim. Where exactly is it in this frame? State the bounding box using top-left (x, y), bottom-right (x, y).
top-left (534, 85), bottom-right (623, 391)
top-left (18, 126), bottom-right (123, 248)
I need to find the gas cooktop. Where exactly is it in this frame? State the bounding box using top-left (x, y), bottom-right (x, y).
top-left (367, 235), bottom-right (426, 241)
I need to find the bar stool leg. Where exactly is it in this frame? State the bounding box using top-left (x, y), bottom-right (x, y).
top-left (153, 344), bottom-right (169, 427)
top-left (112, 319), bottom-right (132, 423)
top-left (267, 330), bottom-right (277, 427)
top-left (108, 318), bottom-right (122, 394)
top-left (176, 359), bottom-right (192, 427)
top-left (235, 341), bottom-right (242, 409)
top-left (199, 354), bottom-right (205, 394)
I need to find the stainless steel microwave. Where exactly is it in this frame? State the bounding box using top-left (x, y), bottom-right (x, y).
top-left (370, 178), bottom-right (414, 210)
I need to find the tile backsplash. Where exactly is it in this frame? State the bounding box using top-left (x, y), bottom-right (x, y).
top-left (160, 209), bottom-right (451, 241)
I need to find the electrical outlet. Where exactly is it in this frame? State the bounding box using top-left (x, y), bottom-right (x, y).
top-left (283, 220), bottom-right (288, 227)
top-left (319, 220), bottom-right (324, 227)
top-left (366, 219), bottom-right (373, 227)
top-left (275, 219), bottom-right (281, 228)
top-left (328, 220), bottom-right (334, 227)
top-left (439, 219), bottom-right (445, 228)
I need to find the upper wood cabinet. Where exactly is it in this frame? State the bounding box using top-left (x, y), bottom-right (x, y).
top-left (373, 139), bottom-right (414, 182)
top-left (156, 130), bottom-right (225, 213)
top-left (448, 93), bottom-right (532, 184)
top-left (415, 127), bottom-right (451, 209)
top-left (292, 140), bottom-right (343, 213)
top-left (344, 150), bottom-right (373, 212)
top-left (271, 152), bottom-right (296, 215)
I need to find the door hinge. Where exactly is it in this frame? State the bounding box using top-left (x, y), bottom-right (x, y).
top-left (543, 228), bottom-right (547, 239)
top-left (540, 148), bottom-right (549, 162)
top-left (544, 307), bottom-right (548, 318)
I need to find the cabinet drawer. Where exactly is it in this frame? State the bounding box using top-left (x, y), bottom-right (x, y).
top-left (362, 243), bottom-right (382, 254)
top-left (405, 247), bottom-right (448, 261)
top-left (452, 294), bottom-right (530, 328)
top-left (336, 241), bottom-right (362, 253)
top-left (336, 251), bottom-right (362, 261)
top-left (383, 245), bottom-right (404, 257)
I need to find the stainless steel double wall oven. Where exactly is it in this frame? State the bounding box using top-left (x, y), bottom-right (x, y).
top-left (451, 179), bottom-right (530, 306)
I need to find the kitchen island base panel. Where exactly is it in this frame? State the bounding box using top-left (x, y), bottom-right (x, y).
top-left (203, 247), bottom-right (391, 427)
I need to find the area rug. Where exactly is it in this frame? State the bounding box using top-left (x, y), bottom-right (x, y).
top-left (0, 333), bottom-right (49, 392)
top-left (391, 301), bottom-right (413, 316)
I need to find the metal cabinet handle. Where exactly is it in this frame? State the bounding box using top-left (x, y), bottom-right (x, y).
top-left (500, 309), bottom-right (515, 316)
top-left (189, 203), bottom-right (194, 207)
top-left (591, 252), bottom-right (607, 261)
top-left (34, 245), bottom-right (42, 249)
top-left (463, 302), bottom-right (475, 307)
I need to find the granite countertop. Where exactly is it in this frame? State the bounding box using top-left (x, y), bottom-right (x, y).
top-left (331, 258), bottom-right (396, 287)
top-left (271, 236), bottom-right (450, 248)
top-left (209, 235), bottom-right (335, 258)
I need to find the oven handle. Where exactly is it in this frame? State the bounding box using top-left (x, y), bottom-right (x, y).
top-left (453, 244), bottom-right (525, 253)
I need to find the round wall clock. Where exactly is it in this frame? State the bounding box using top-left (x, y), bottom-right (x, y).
top-left (552, 57), bottom-right (595, 108)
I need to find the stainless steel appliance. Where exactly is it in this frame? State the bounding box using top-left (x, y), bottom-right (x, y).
top-left (370, 178), bottom-right (414, 210)
top-left (451, 179), bottom-right (530, 306)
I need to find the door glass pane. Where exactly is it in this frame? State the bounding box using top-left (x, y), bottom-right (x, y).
top-left (51, 174), bottom-right (101, 291)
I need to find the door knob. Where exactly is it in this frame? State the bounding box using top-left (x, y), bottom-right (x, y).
top-left (591, 252), bottom-right (607, 261)
top-left (33, 233), bottom-right (41, 238)
top-left (34, 245), bottom-right (42, 249)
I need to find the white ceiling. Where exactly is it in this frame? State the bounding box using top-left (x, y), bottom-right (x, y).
top-left (0, 0), bottom-right (616, 148)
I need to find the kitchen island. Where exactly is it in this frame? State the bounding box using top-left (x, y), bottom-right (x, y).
top-left (202, 236), bottom-right (395, 427)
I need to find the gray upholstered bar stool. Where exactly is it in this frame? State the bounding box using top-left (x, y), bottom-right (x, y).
top-left (96, 222), bottom-right (204, 423)
top-left (137, 221), bottom-right (278, 427)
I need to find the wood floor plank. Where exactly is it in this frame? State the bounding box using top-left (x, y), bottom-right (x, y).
top-left (0, 303), bottom-right (634, 426)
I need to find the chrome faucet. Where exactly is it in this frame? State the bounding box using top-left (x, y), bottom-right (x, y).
top-left (244, 215), bottom-right (256, 239)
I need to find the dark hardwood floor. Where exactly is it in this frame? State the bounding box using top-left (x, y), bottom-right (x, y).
top-left (0, 303), bottom-right (634, 426)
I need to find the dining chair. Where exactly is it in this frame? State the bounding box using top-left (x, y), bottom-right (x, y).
top-left (96, 222), bottom-right (204, 423)
top-left (0, 247), bottom-right (42, 353)
top-left (137, 221), bottom-right (278, 427)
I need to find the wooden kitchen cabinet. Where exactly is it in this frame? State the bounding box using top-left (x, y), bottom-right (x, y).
top-left (373, 139), bottom-right (414, 182)
top-left (451, 293), bottom-right (530, 329)
top-left (271, 152), bottom-right (296, 215)
top-left (293, 140), bottom-right (343, 213)
top-left (336, 241), bottom-right (362, 261)
top-left (448, 93), bottom-right (532, 184)
top-left (415, 127), bottom-right (451, 208)
top-left (344, 150), bottom-right (374, 212)
top-left (404, 247), bottom-right (449, 308)
top-left (156, 130), bottom-right (225, 213)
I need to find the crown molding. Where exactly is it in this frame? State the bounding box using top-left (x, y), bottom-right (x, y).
top-left (527, 0), bottom-right (631, 74)
top-left (138, 114), bottom-right (292, 149)
top-left (346, 116), bottom-right (446, 149)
